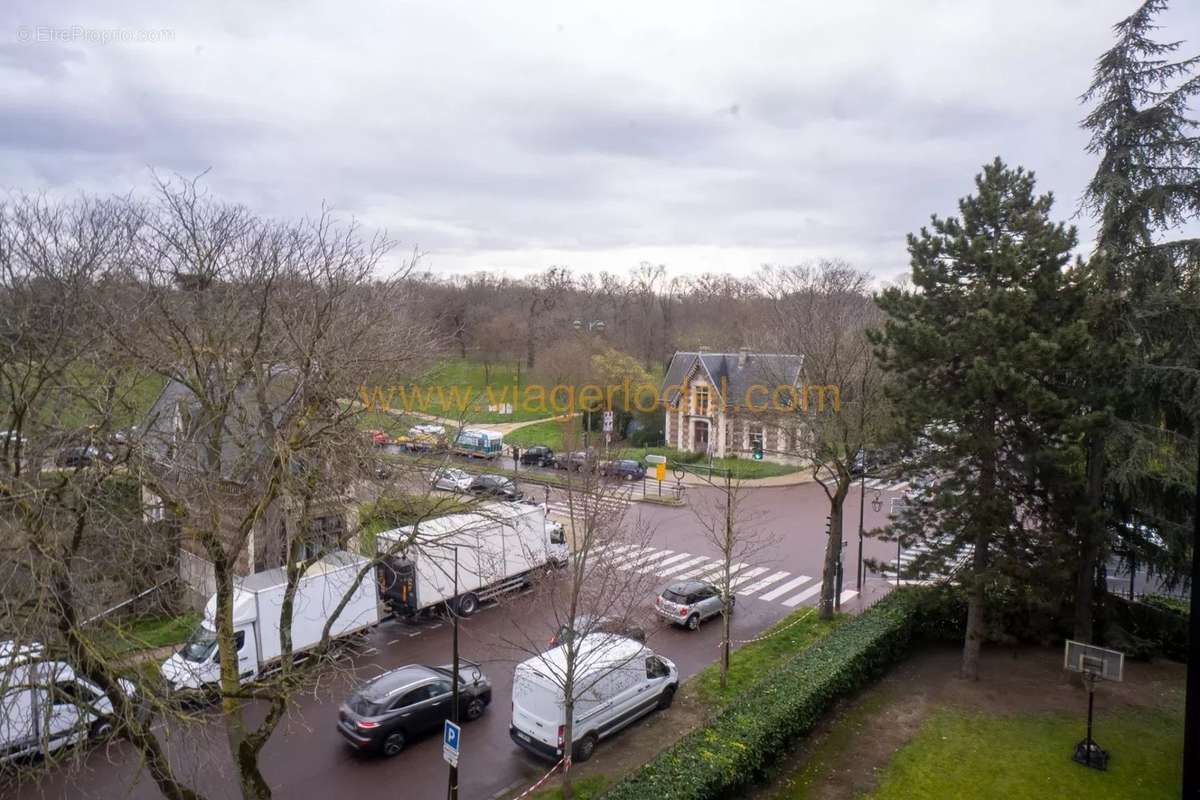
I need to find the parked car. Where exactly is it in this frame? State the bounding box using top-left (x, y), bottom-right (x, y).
top-left (548, 614), bottom-right (646, 648)
top-left (366, 429), bottom-right (391, 447)
top-left (599, 459), bottom-right (646, 481)
top-left (430, 467), bottom-right (473, 493)
top-left (655, 579), bottom-right (732, 631)
top-left (55, 446), bottom-right (113, 469)
top-left (554, 450), bottom-right (595, 472)
top-left (511, 635), bottom-right (676, 763)
top-left (337, 662), bottom-right (492, 757)
top-left (467, 474), bottom-right (523, 501)
top-left (518, 445), bottom-right (556, 468)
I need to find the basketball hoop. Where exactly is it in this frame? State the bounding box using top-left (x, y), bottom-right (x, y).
top-left (1063, 640), bottom-right (1124, 770)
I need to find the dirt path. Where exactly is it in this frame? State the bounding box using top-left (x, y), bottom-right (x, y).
top-left (751, 644), bottom-right (1185, 800)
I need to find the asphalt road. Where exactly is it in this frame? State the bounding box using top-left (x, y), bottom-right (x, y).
top-left (8, 478), bottom-right (909, 800)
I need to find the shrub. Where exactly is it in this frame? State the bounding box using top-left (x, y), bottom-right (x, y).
top-left (1102, 595), bottom-right (1189, 663)
top-left (603, 589), bottom-right (931, 800)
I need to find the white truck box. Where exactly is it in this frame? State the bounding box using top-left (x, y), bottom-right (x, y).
top-left (161, 551), bottom-right (380, 691)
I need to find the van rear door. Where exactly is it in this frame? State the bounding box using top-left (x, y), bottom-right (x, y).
top-left (511, 665), bottom-right (561, 750)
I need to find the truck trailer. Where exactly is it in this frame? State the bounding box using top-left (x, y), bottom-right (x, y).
top-left (452, 428), bottom-right (504, 459)
top-left (376, 502), bottom-right (566, 618)
top-left (161, 551), bottom-right (380, 692)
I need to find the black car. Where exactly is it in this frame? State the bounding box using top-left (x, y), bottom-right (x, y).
top-left (518, 445), bottom-right (555, 468)
top-left (338, 662), bottom-right (492, 757)
top-left (55, 445), bottom-right (113, 469)
top-left (467, 474), bottom-right (524, 501)
top-left (548, 614), bottom-right (646, 648)
top-left (599, 459), bottom-right (646, 481)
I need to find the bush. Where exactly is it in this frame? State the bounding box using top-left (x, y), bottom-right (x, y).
top-left (603, 589), bottom-right (932, 800)
top-left (1102, 595), bottom-right (1189, 663)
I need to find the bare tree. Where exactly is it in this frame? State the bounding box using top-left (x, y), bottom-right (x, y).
top-left (756, 261), bottom-right (891, 620)
top-left (497, 425), bottom-right (660, 799)
top-left (689, 469), bottom-right (776, 687)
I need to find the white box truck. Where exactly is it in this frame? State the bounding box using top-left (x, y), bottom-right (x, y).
top-left (1, 641), bottom-right (139, 764)
top-left (509, 634), bottom-right (677, 763)
top-left (161, 551), bottom-right (380, 692)
top-left (376, 502), bottom-right (566, 618)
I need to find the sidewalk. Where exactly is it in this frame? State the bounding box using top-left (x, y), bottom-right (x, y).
top-left (675, 468), bottom-right (814, 488)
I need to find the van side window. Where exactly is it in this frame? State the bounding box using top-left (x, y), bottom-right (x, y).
top-left (235, 631), bottom-right (246, 650)
top-left (53, 680), bottom-right (98, 705)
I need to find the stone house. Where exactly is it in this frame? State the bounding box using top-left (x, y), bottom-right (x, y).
top-left (140, 369), bottom-right (357, 605)
top-left (660, 349), bottom-right (813, 464)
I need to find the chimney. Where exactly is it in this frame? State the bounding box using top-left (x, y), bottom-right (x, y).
top-left (738, 347), bottom-right (751, 368)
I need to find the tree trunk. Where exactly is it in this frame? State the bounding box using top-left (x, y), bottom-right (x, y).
top-left (1073, 430), bottom-right (1107, 643)
top-left (960, 526), bottom-right (990, 680)
top-left (819, 477), bottom-right (850, 620)
top-left (561, 694), bottom-right (574, 799)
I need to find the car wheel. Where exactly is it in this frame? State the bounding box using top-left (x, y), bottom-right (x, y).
top-left (573, 733), bottom-right (598, 763)
top-left (457, 593), bottom-right (480, 617)
top-left (686, 613), bottom-right (700, 631)
top-left (89, 718), bottom-right (115, 740)
top-left (464, 697), bottom-right (486, 722)
top-left (656, 685), bottom-right (676, 710)
top-left (381, 731), bottom-right (406, 757)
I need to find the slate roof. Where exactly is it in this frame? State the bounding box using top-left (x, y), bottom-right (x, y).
top-left (660, 351), bottom-right (804, 408)
top-left (141, 365), bottom-right (303, 484)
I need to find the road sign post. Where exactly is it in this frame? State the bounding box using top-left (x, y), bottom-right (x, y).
top-left (443, 720), bottom-right (461, 768)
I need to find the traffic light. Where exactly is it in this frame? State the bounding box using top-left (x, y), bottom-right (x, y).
top-left (752, 441), bottom-right (764, 460)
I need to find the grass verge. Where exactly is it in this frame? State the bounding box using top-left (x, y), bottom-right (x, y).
top-left (94, 612), bottom-right (201, 656)
top-left (691, 608), bottom-right (845, 707)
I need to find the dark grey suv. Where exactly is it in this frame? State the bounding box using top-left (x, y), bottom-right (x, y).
top-left (337, 662), bottom-right (492, 757)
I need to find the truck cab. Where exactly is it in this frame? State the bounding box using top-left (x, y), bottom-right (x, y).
top-left (161, 594), bottom-right (260, 692)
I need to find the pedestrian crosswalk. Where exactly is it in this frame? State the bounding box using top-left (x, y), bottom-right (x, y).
top-left (544, 492), bottom-right (632, 520)
top-left (860, 477), bottom-right (910, 492)
top-left (586, 543), bottom-right (858, 610)
top-left (882, 536), bottom-right (974, 583)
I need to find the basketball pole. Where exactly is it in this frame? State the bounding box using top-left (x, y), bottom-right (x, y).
top-left (1183, 440), bottom-right (1198, 798)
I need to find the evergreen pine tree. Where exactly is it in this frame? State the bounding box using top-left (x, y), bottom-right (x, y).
top-left (1074, 0), bottom-right (1200, 640)
top-left (874, 159), bottom-right (1087, 680)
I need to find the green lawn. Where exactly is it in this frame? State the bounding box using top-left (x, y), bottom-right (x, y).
top-left (864, 708), bottom-right (1183, 800)
top-left (621, 446), bottom-right (801, 480)
top-left (93, 612), bottom-right (201, 656)
top-left (692, 608), bottom-right (844, 707)
top-left (505, 418), bottom-right (575, 450)
top-left (384, 359), bottom-right (566, 423)
top-left (4, 365), bottom-right (167, 432)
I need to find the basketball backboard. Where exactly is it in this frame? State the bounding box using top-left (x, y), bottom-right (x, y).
top-left (1064, 640), bottom-right (1124, 682)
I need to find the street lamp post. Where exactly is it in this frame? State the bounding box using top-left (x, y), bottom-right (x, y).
top-left (447, 547), bottom-right (460, 800)
top-left (857, 460), bottom-right (866, 590)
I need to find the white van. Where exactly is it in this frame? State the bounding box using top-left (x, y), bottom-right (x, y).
top-left (1, 641), bottom-right (137, 764)
top-left (509, 634), bottom-right (677, 763)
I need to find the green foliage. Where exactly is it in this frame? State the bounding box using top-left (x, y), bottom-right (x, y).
top-left (1102, 595), bottom-right (1189, 663)
top-left (602, 590), bottom-right (930, 800)
top-left (865, 707), bottom-right (1183, 800)
top-left (506, 419), bottom-right (572, 450)
top-left (693, 610), bottom-right (844, 707)
top-left (1141, 594), bottom-right (1190, 617)
top-left (524, 775), bottom-right (611, 800)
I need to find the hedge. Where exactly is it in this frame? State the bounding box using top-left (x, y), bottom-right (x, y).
top-left (602, 589), bottom-right (929, 800)
top-left (1103, 594), bottom-right (1190, 663)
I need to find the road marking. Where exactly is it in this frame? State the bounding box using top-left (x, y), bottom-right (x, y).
top-left (738, 570), bottom-right (790, 595)
top-left (595, 543), bottom-right (637, 559)
top-left (672, 559), bottom-right (721, 580)
top-left (839, 589), bottom-right (859, 604)
top-left (696, 561), bottom-right (748, 582)
top-left (782, 583), bottom-right (823, 607)
top-left (643, 552), bottom-right (691, 572)
top-left (728, 567), bottom-right (768, 590)
top-left (758, 574), bottom-right (813, 602)
top-left (656, 555), bottom-right (709, 577)
top-left (609, 547), bottom-right (651, 568)
top-left (625, 549), bottom-right (675, 570)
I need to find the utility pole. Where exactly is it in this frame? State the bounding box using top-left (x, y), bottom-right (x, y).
top-left (448, 547), bottom-right (460, 800)
top-left (1183, 438), bottom-right (1199, 798)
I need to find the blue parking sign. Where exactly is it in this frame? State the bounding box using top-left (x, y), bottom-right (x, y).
top-left (443, 720), bottom-right (461, 766)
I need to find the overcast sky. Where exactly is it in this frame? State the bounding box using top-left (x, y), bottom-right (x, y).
top-left (2, 1), bottom-right (1198, 282)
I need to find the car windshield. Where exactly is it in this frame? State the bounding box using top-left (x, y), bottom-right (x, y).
top-left (180, 626), bottom-right (218, 662)
top-left (662, 589), bottom-right (687, 604)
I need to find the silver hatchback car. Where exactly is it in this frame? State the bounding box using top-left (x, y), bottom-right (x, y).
top-left (655, 580), bottom-right (733, 631)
